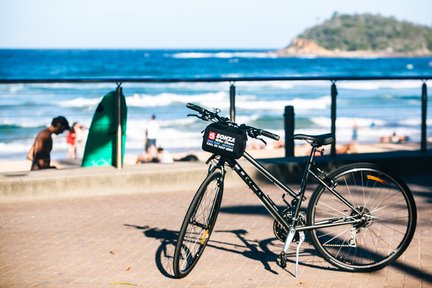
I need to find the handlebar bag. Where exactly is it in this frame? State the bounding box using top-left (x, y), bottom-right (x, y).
top-left (202, 122), bottom-right (247, 159)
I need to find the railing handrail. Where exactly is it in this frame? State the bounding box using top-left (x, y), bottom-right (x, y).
top-left (0, 75), bottom-right (429, 167)
top-left (0, 75), bottom-right (431, 84)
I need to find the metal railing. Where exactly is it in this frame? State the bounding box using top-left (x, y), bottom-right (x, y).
top-left (1, 76), bottom-right (430, 168)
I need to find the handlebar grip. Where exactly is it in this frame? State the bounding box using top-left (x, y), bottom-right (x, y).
top-left (260, 129), bottom-right (280, 141)
top-left (186, 103), bottom-right (205, 113)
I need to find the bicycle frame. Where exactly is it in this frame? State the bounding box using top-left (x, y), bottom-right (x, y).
top-left (213, 146), bottom-right (363, 234)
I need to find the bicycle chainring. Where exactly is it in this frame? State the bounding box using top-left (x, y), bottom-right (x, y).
top-left (273, 210), bottom-right (305, 242)
top-left (273, 209), bottom-right (293, 242)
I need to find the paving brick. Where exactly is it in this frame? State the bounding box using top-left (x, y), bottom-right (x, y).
top-left (0, 173), bottom-right (431, 287)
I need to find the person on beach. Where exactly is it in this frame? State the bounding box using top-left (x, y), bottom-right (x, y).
top-left (66, 122), bottom-right (78, 159)
top-left (66, 122), bottom-right (86, 159)
top-left (145, 114), bottom-right (160, 154)
top-left (28, 116), bottom-right (70, 171)
top-left (136, 147), bottom-right (173, 164)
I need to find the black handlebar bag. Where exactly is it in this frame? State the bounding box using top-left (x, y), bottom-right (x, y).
top-left (202, 123), bottom-right (247, 159)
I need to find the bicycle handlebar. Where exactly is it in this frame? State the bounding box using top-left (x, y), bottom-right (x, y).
top-left (260, 129), bottom-right (280, 141)
top-left (186, 103), bottom-right (280, 141)
top-left (186, 103), bottom-right (205, 114)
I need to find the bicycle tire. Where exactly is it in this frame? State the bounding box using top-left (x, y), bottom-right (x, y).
top-left (307, 163), bottom-right (416, 272)
top-left (173, 170), bottom-right (224, 278)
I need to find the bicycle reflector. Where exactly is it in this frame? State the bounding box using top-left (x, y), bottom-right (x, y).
top-left (367, 175), bottom-right (387, 184)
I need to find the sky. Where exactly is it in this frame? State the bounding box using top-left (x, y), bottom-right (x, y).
top-left (1, 0), bottom-right (431, 49)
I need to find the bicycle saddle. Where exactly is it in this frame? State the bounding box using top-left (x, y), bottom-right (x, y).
top-left (293, 133), bottom-right (334, 147)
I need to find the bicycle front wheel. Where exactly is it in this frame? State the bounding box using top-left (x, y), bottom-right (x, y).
top-left (173, 170), bottom-right (224, 278)
top-left (307, 163), bottom-right (416, 272)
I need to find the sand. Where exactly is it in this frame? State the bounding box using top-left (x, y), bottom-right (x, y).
top-left (0, 142), bottom-right (425, 174)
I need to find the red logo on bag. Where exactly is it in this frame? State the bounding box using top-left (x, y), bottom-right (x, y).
top-left (208, 131), bottom-right (216, 140)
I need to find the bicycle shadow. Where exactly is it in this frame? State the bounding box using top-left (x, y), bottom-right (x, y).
top-left (219, 204), bottom-right (432, 283)
top-left (124, 224), bottom-right (178, 278)
top-left (124, 224), bottom-right (338, 278)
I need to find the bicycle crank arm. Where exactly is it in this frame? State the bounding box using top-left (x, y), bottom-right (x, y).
top-left (277, 228), bottom-right (305, 277)
top-left (276, 228), bottom-right (296, 270)
top-left (283, 228), bottom-right (296, 253)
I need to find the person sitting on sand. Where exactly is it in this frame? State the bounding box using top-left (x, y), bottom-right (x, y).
top-left (136, 147), bottom-right (174, 164)
top-left (337, 143), bottom-right (356, 154)
top-left (380, 132), bottom-right (410, 144)
top-left (28, 116), bottom-right (70, 171)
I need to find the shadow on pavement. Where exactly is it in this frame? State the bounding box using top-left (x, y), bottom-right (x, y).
top-left (124, 224), bottom-right (340, 279)
top-left (218, 203), bottom-right (432, 283)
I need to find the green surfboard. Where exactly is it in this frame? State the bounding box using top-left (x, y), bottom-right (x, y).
top-left (82, 90), bottom-right (127, 167)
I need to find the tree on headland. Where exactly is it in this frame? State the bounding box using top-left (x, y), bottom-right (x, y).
top-left (277, 13), bottom-right (432, 56)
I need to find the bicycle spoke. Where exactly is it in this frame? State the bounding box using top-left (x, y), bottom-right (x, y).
top-left (316, 200), bottom-right (350, 218)
top-left (372, 220), bottom-right (408, 236)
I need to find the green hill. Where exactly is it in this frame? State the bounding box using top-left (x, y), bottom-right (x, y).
top-left (278, 13), bottom-right (432, 56)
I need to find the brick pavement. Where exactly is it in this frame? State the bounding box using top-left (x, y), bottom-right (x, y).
top-left (0, 173), bottom-right (431, 287)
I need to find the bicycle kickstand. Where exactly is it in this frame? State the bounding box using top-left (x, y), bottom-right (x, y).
top-left (276, 228), bottom-right (305, 277)
top-left (295, 231), bottom-right (305, 277)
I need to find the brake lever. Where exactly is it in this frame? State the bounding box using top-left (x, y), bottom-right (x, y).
top-left (188, 113), bottom-right (208, 121)
top-left (257, 137), bottom-right (267, 146)
top-left (187, 113), bottom-right (200, 118)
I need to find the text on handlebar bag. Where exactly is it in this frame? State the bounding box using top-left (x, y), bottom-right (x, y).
top-left (202, 123), bottom-right (247, 159)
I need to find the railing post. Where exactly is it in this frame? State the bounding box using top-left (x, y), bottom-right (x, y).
top-left (116, 83), bottom-right (123, 169)
top-left (330, 81), bottom-right (338, 157)
top-left (284, 105), bottom-right (295, 157)
top-left (229, 82), bottom-right (236, 122)
top-left (421, 81), bottom-right (428, 153)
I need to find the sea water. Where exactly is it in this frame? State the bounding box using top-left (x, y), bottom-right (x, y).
top-left (0, 49), bottom-right (431, 160)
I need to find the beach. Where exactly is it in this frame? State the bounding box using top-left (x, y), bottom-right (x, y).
top-left (0, 141), bottom-right (427, 173)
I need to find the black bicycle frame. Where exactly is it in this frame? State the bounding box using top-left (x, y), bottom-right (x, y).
top-left (217, 147), bottom-right (362, 233)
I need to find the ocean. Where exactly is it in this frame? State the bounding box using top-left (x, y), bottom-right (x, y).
top-left (0, 49), bottom-right (431, 161)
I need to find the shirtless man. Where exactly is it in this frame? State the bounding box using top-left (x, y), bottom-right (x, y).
top-left (29, 116), bottom-right (70, 171)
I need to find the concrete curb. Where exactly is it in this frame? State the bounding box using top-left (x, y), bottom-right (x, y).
top-left (1, 150), bottom-right (430, 202)
top-left (0, 162), bottom-right (245, 202)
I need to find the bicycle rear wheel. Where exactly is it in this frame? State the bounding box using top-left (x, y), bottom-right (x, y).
top-left (307, 163), bottom-right (416, 272)
top-left (173, 170), bottom-right (224, 278)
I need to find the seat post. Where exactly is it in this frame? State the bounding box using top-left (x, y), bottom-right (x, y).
top-left (293, 144), bottom-right (318, 218)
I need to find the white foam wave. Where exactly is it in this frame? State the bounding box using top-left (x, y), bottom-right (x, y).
top-left (171, 51), bottom-right (275, 59)
top-left (58, 97), bottom-right (101, 108)
top-left (26, 83), bottom-right (118, 90)
top-left (311, 117), bottom-right (385, 128)
top-left (236, 81), bottom-right (296, 89)
top-left (0, 118), bottom-right (48, 128)
top-left (237, 80), bottom-right (422, 91)
top-left (338, 80), bottom-right (421, 90)
top-left (126, 92), bottom-right (228, 108)
top-left (398, 118), bottom-right (432, 126)
top-left (0, 142), bottom-right (33, 153)
top-left (236, 96), bottom-right (331, 111)
top-left (0, 84), bottom-right (25, 94)
top-left (124, 127), bottom-right (202, 150)
top-left (58, 92), bottom-right (333, 114)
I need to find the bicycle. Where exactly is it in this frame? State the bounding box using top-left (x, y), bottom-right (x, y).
top-left (173, 103), bottom-right (417, 278)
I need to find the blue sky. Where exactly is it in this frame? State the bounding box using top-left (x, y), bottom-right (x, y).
top-left (1, 0), bottom-right (431, 49)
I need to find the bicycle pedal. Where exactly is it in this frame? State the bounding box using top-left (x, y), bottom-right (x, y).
top-left (276, 252), bottom-right (287, 269)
